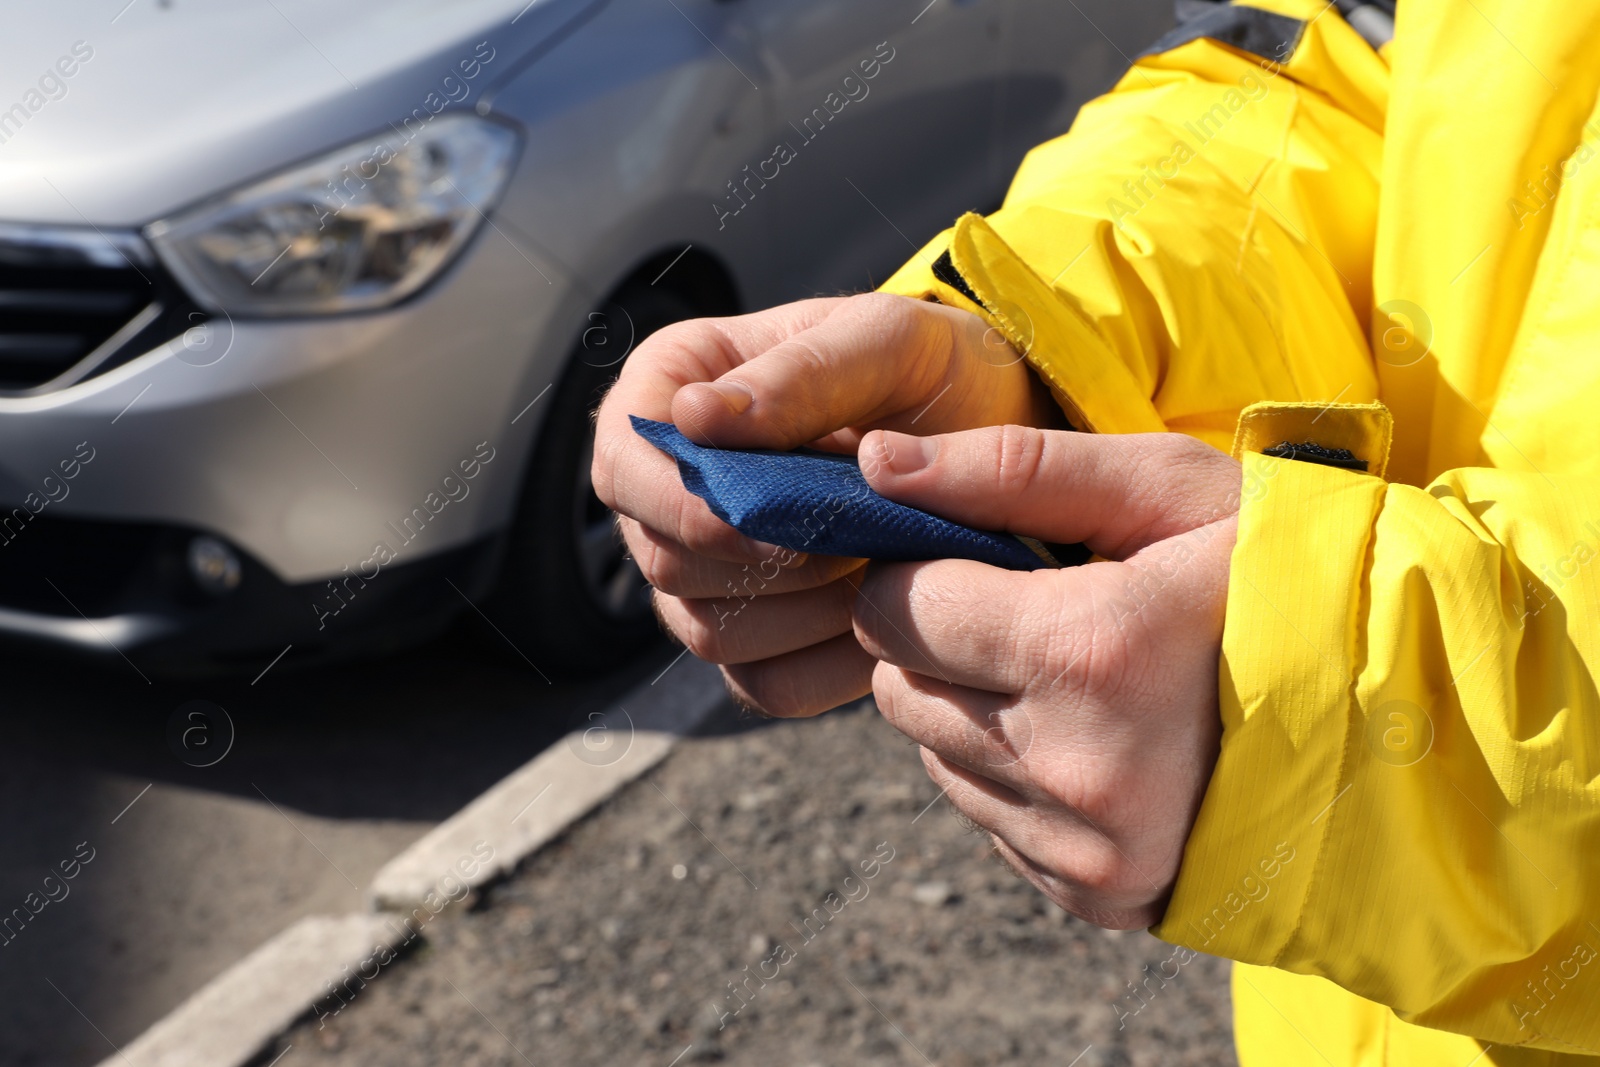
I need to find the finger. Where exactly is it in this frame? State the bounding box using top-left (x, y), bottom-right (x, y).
top-left (653, 572), bottom-right (861, 665)
top-left (597, 416), bottom-right (778, 563)
top-left (609, 298), bottom-right (851, 417)
top-left (860, 425), bottom-right (1242, 559)
top-left (854, 559), bottom-right (1085, 694)
top-left (919, 750), bottom-right (1158, 928)
top-left (985, 825), bottom-right (1155, 930)
top-left (621, 516), bottom-right (863, 598)
top-left (670, 293), bottom-right (1016, 451)
top-left (721, 632), bottom-right (874, 718)
top-left (594, 303), bottom-right (846, 563)
top-left (918, 750), bottom-right (1090, 869)
top-left (872, 662), bottom-right (1042, 786)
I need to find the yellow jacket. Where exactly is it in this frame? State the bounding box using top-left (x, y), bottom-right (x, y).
top-left (882, 1), bottom-right (1600, 1062)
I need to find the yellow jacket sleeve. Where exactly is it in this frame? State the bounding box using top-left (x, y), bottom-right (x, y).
top-left (1153, 425), bottom-right (1600, 1056)
top-left (880, 0), bottom-right (1389, 451)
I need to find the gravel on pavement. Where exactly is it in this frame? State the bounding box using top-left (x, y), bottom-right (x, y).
top-left (266, 696), bottom-right (1237, 1067)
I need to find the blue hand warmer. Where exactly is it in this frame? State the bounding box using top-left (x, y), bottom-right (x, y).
top-left (631, 416), bottom-right (1061, 571)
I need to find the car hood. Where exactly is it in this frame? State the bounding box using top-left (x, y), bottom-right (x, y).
top-left (0, 0), bottom-right (602, 227)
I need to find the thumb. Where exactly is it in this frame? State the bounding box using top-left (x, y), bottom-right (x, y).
top-left (670, 294), bottom-right (972, 451)
top-left (860, 426), bottom-right (1242, 559)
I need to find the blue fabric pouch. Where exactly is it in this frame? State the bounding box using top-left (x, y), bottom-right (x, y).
top-left (631, 416), bottom-right (1064, 571)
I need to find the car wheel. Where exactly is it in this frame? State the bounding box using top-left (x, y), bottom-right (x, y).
top-left (488, 282), bottom-right (702, 674)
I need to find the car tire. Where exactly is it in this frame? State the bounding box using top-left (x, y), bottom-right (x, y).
top-left (487, 282), bottom-right (702, 675)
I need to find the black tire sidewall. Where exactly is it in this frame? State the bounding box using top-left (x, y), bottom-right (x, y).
top-left (489, 284), bottom-right (701, 673)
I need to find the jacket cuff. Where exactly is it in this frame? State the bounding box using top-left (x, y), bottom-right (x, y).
top-left (1151, 406), bottom-right (1389, 963)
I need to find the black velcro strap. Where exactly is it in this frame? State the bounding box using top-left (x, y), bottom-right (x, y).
top-left (931, 250), bottom-right (987, 310)
top-left (1261, 441), bottom-right (1369, 472)
top-left (1140, 4), bottom-right (1306, 63)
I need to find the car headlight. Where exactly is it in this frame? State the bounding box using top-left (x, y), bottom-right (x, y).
top-left (147, 113), bottom-right (520, 316)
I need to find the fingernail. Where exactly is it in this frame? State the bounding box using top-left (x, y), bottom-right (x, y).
top-left (705, 379), bottom-right (753, 416)
top-left (741, 537), bottom-right (806, 568)
top-left (874, 431), bottom-right (937, 475)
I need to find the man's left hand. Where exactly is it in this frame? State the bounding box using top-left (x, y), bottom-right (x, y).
top-left (855, 426), bottom-right (1242, 929)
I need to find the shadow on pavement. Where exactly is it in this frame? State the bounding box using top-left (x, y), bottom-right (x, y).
top-left (0, 625), bottom-right (671, 1067)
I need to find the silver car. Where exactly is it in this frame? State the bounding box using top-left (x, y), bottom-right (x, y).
top-left (0, 0), bottom-right (1164, 676)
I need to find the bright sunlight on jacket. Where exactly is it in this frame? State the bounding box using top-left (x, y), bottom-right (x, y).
top-left (882, 0), bottom-right (1600, 1062)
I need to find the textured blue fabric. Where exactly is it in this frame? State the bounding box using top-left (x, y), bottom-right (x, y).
top-left (631, 416), bottom-right (1057, 571)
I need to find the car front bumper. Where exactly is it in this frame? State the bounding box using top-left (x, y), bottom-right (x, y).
top-left (0, 219), bottom-right (581, 673)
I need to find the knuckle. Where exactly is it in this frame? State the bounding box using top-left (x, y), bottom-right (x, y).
top-left (1062, 840), bottom-right (1132, 900)
top-left (994, 424), bottom-right (1048, 498)
top-left (854, 291), bottom-right (950, 385)
top-left (1036, 609), bottom-right (1125, 701)
top-left (674, 599), bottom-right (743, 663)
top-left (620, 518), bottom-right (652, 572)
top-left (590, 437), bottom-right (619, 510)
top-left (664, 492), bottom-right (748, 561)
top-left (1068, 769), bottom-right (1123, 829)
top-left (719, 662), bottom-right (766, 712)
top-left (643, 317), bottom-right (717, 358)
top-left (918, 743), bottom-right (953, 785)
top-left (869, 661), bottom-right (910, 724)
top-left (649, 589), bottom-right (691, 645)
top-left (850, 597), bottom-right (885, 658)
top-left (1071, 634), bottom-right (1127, 702)
top-left (850, 565), bottom-right (910, 657)
top-left (721, 662), bottom-right (807, 718)
top-left (850, 289), bottom-right (913, 322)
top-left (654, 594), bottom-right (737, 664)
top-left (628, 530), bottom-right (671, 589)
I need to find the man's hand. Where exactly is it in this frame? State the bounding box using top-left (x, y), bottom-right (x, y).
top-left (855, 425), bottom-right (1242, 929)
top-left (593, 293), bottom-right (1061, 716)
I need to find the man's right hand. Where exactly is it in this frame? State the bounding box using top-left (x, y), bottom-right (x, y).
top-left (592, 292), bottom-right (1061, 717)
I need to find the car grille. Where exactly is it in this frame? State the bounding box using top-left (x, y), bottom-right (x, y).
top-left (0, 224), bottom-right (203, 394)
top-left (0, 512), bottom-right (172, 617)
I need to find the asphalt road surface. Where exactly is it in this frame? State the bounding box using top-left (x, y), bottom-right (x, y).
top-left (267, 697), bottom-right (1237, 1067)
top-left (0, 627), bottom-right (659, 1067)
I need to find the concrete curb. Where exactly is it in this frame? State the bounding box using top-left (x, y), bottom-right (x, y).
top-left (100, 914), bottom-right (407, 1067)
top-left (369, 655), bottom-right (725, 910)
top-left (101, 653), bottom-right (727, 1067)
